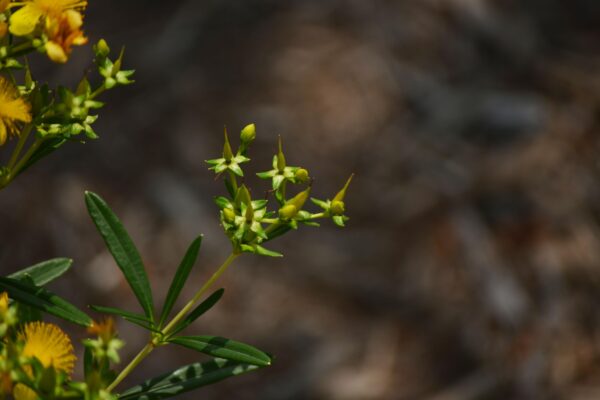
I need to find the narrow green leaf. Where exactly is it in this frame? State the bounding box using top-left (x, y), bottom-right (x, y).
top-left (90, 305), bottom-right (150, 324)
top-left (168, 289), bottom-right (224, 337)
top-left (159, 236), bottom-right (202, 328)
top-left (264, 224), bottom-right (292, 242)
top-left (0, 277), bottom-right (92, 327)
top-left (254, 245), bottom-right (283, 258)
top-left (85, 191), bottom-right (154, 321)
top-left (169, 336), bottom-right (271, 367)
top-left (9, 258), bottom-right (73, 286)
top-left (118, 359), bottom-right (262, 400)
top-left (90, 305), bottom-right (158, 332)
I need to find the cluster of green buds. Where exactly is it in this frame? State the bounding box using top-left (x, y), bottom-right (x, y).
top-left (206, 124), bottom-right (353, 257)
top-left (0, 39), bottom-right (134, 190)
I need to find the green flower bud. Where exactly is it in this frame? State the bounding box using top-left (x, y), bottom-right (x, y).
top-left (235, 185), bottom-right (252, 209)
top-left (330, 200), bottom-right (345, 216)
top-left (279, 204), bottom-right (298, 219)
top-left (240, 123), bottom-right (256, 144)
top-left (95, 39), bottom-right (110, 57)
top-left (277, 136), bottom-right (286, 172)
top-left (223, 127), bottom-right (234, 161)
top-left (223, 208), bottom-right (236, 223)
top-left (333, 173), bottom-right (354, 202)
top-left (245, 200), bottom-right (254, 222)
top-left (295, 168), bottom-right (309, 183)
top-left (284, 187), bottom-right (311, 216)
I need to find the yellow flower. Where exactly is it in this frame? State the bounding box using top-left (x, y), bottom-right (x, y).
top-left (0, 77), bottom-right (31, 146)
top-left (9, 0), bottom-right (87, 36)
top-left (13, 322), bottom-right (76, 400)
top-left (44, 9), bottom-right (87, 63)
top-left (0, 292), bottom-right (8, 314)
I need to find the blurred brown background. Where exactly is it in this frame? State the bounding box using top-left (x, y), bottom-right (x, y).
top-left (2, 0), bottom-right (600, 398)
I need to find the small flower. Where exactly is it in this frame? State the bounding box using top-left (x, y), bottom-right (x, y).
top-left (206, 127), bottom-right (249, 177)
top-left (256, 137), bottom-right (306, 195)
top-left (44, 9), bottom-right (87, 63)
top-left (0, 77), bottom-right (32, 145)
top-left (311, 174), bottom-right (354, 227)
top-left (86, 318), bottom-right (124, 364)
top-left (13, 322), bottom-right (76, 400)
top-left (9, 0), bottom-right (87, 37)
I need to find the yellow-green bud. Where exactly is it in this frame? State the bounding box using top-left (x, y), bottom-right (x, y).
top-left (279, 204), bottom-right (298, 219)
top-left (240, 123), bottom-right (256, 144)
top-left (295, 168), bottom-right (309, 183)
top-left (286, 187), bottom-right (311, 213)
top-left (333, 173), bottom-right (354, 202)
top-left (223, 127), bottom-right (234, 161)
top-left (277, 136), bottom-right (286, 171)
top-left (222, 208), bottom-right (236, 223)
top-left (245, 201), bottom-right (254, 222)
top-left (235, 185), bottom-right (252, 209)
top-left (330, 200), bottom-right (345, 215)
top-left (96, 39), bottom-right (110, 57)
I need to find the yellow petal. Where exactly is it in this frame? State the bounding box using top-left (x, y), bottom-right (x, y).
top-left (9, 5), bottom-right (44, 36)
top-left (64, 9), bottom-right (83, 29)
top-left (0, 122), bottom-right (6, 146)
top-left (13, 384), bottom-right (38, 400)
top-left (45, 41), bottom-right (67, 63)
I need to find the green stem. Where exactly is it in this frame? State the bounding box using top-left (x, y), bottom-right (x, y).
top-left (106, 252), bottom-right (241, 392)
top-left (162, 252), bottom-right (239, 335)
top-left (106, 343), bottom-right (153, 392)
top-left (7, 124), bottom-right (33, 170)
top-left (11, 138), bottom-right (42, 176)
top-left (90, 85), bottom-right (106, 99)
top-left (0, 136), bottom-right (41, 189)
top-left (228, 170), bottom-right (238, 193)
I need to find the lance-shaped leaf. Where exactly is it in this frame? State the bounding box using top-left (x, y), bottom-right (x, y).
top-left (9, 258), bottom-right (73, 286)
top-left (85, 191), bottom-right (154, 321)
top-left (118, 359), bottom-right (263, 400)
top-left (90, 305), bottom-right (158, 332)
top-left (159, 236), bottom-right (202, 328)
top-left (168, 336), bottom-right (271, 367)
top-left (167, 289), bottom-right (224, 337)
top-left (0, 277), bottom-right (92, 327)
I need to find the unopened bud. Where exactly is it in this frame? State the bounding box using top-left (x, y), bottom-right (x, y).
top-left (245, 200), bottom-right (254, 222)
top-left (223, 127), bottom-right (234, 161)
top-left (285, 187), bottom-right (311, 214)
top-left (240, 123), bottom-right (256, 144)
top-left (279, 204), bottom-right (298, 219)
top-left (235, 185), bottom-right (252, 209)
top-left (222, 208), bottom-right (236, 223)
top-left (95, 39), bottom-right (110, 57)
top-left (333, 174), bottom-right (354, 203)
top-left (295, 168), bottom-right (309, 183)
top-left (277, 136), bottom-right (286, 171)
top-left (330, 200), bottom-right (345, 216)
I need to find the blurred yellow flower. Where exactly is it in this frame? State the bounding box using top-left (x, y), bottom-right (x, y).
top-left (9, 0), bottom-right (87, 36)
top-left (0, 0), bottom-right (9, 13)
top-left (13, 322), bottom-right (76, 400)
top-left (0, 292), bottom-right (8, 314)
top-left (45, 9), bottom-right (87, 63)
top-left (0, 77), bottom-right (31, 146)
